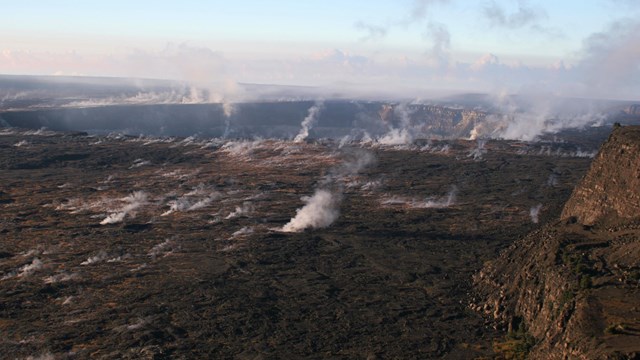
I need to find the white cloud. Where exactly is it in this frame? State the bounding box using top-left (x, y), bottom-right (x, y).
top-left (574, 19), bottom-right (640, 99)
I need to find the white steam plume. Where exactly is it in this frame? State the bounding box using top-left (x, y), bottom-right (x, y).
top-left (381, 186), bottom-right (457, 209)
top-left (223, 102), bottom-right (235, 118)
top-left (377, 128), bottom-right (414, 146)
top-left (294, 101), bottom-right (324, 143)
top-left (225, 201), bottom-right (254, 219)
top-left (100, 191), bottom-right (148, 225)
top-left (81, 250), bottom-right (108, 265)
top-left (2, 258), bottom-right (44, 280)
top-left (161, 192), bottom-right (219, 216)
top-left (281, 189), bottom-right (341, 232)
top-left (281, 149), bottom-right (375, 232)
top-left (329, 149), bottom-right (377, 181)
top-left (530, 204), bottom-right (542, 224)
top-left (414, 186), bottom-right (457, 208)
top-left (468, 139), bottom-right (487, 160)
top-left (469, 93), bottom-right (612, 142)
top-left (425, 21), bottom-right (451, 68)
top-left (222, 102), bottom-right (235, 138)
top-left (376, 103), bottom-right (416, 145)
top-left (63, 86), bottom-right (211, 108)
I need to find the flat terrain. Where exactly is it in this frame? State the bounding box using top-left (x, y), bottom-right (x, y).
top-left (0, 129), bottom-right (593, 359)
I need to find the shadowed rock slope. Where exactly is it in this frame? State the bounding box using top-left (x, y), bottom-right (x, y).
top-left (474, 125), bottom-right (640, 359)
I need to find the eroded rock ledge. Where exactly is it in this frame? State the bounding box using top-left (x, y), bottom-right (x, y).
top-left (474, 126), bottom-right (640, 359)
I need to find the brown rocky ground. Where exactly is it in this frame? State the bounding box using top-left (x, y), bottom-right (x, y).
top-left (0, 128), bottom-right (593, 359)
top-left (474, 126), bottom-right (640, 359)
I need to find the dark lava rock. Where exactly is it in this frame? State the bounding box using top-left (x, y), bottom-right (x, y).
top-left (0, 128), bottom-right (597, 359)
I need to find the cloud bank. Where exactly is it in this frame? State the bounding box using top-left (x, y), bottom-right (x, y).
top-left (1, 2), bottom-right (640, 101)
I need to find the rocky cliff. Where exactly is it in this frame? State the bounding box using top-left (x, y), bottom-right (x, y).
top-left (474, 125), bottom-right (640, 359)
top-left (562, 126), bottom-right (640, 225)
top-left (623, 105), bottom-right (640, 117)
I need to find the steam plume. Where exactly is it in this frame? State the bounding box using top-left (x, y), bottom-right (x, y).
top-left (376, 104), bottom-right (416, 145)
top-left (530, 204), bottom-right (542, 223)
top-left (222, 102), bottom-right (235, 138)
top-left (281, 189), bottom-right (341, 232)
top-left (381, 186), bottom-right (457, 209)
top-left (225, 202), bottom-right (254, 219)
top-left (425, 21), bottom-right (451, 68)
top-left (414, 186), bottom-right (457, 208)
top-left (294, 101), bottom-right (324, 143)
top-left (281, 148), bottom-right (375, 232)
top-left (100, 191), bottom-right (148, 225)
top-left (468, 139), bottom-right (487, 160)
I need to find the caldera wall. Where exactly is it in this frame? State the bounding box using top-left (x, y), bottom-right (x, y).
top-left (474, 125), bottom-right (640, 359)
top-left (561, 126), bottom-right (640, 225)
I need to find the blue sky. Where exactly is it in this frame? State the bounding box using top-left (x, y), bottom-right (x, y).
top-left (2, 0), bottom-right (639, 99)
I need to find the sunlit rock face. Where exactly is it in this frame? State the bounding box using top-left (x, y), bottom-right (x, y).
top-left (562, 126), bottom-right (640, 225)
top-left (475, 126), bottom-right (640, 360)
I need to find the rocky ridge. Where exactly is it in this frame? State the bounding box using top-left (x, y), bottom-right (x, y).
top-left (562, 125), bottom-right (640, 225)
top-left (474, 126), bottom-right (640, 359)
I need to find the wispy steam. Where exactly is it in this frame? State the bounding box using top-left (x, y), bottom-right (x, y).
top-left (2, 258), bottom-right (44, 280)
top-left (222, 102), bottom-right (235, 138)
top-left (230, 226), bottom-right (254, 239)
top-left (225, 202), bottom-right (254, 220)
top-left (81, 250), bottom-right (108, 265)
top-left (413, 186), bottom-right (457, 208)
top-left (43, 272), bottom-right (79, 284)
top-left (281, 189), bottom-right (341, 232)
top-left (355, 21), bottom-right (388, 41)
top-left (129, 158), bottom-right (151, 169)
top-left (468, 139), bottom-right (487, 160)
top-left (24, 352), bottom-right (55, 360)
top-left (161, 192), bottom-right (220, 216)
top-left (376, 104), bottom-right (416, 146)
top-left (468, 93), bottom-right (614, 141)
top-left (377, 128), bottom-right (414, 146)
top-left (425, 22), bottom-right (451, 68)
top-left (294, 101), bottom-right (324, 143)
top-left (62, 87), bottom-right (211, 108)
top-left (530, 203), bottom-right (542, 223)
top-left (404, 0), bottom-right (452, 24)
top-left (381, 186), bottom-right (457, 209)
top-left (220, 140), bottom-right (263, 158)
top-left (100, 191), bottom-right (148, 225)
top-left (148, 238), bottom-right (176, 259)
top-left (330, 149), bottom-right (377, 180)
top-left (281, 148), bottom-right (375, 232)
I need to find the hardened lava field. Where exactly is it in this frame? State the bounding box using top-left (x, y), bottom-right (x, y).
top-left (0, 129), bottom-right (593, 359)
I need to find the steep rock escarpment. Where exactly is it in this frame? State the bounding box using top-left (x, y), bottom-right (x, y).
top-left (377, 103), bottom-right (487, 138)
top-left (561, 126), bottom-right (640, 225)
top-left (474, 126), bottom-right (640, 359)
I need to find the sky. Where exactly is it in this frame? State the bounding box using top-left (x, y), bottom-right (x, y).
top-left (1, 0), bottom-right (639, 100)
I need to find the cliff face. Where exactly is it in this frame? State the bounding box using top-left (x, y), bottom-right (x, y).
top-left (561, 126), bottom-right (640, 225)
top-left (623, 105), bottom-right (640, 117)
top-left (474, 126), bottom-right (640, 359)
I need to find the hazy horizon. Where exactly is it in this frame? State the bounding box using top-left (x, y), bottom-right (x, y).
top-left (2, 1), bottom-right (640, 101)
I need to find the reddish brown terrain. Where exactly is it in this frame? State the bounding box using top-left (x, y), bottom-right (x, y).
top-left (0, 127), bottom-right (596, 359)
top-left (475, 126), bottom-right (640, 359)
